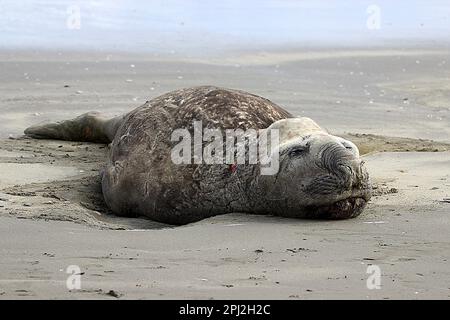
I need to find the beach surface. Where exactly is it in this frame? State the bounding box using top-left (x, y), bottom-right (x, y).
top-left (0, 48), bottom-right (449, 299)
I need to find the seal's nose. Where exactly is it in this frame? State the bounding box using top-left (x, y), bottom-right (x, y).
top-left (340, 159), bottom-right (369, 192)
top-left (321, 140), bottom-right (358, 169)
top-left (335, 158), bottom-right (366, 190)
top-left (342, 159), bottom-right (364, 176)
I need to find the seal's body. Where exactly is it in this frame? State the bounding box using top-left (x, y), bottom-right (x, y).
top-left (25, 86), bottom-right (371, 225)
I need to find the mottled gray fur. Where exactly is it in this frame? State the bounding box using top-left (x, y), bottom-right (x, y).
top-left (25, 86), bottom-right (371, 225)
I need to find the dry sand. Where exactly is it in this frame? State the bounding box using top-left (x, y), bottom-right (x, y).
top-left (0, 48), bottom-right (449, 299)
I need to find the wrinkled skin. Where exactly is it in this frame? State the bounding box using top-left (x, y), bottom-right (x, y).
top-left (247, 117), bottom-right (371, 220)
top-left (25, 86), bottom-right (371, 225)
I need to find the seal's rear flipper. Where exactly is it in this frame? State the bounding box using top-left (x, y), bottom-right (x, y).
top-left (25, 112), bottom-right (124, 143)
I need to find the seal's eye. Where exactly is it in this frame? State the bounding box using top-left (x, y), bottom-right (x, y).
top-left (289, 145), bottom-right (309, 157)
top-left (341, 141), bottom-right (354, 150)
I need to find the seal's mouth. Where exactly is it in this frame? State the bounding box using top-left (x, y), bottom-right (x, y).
top-left (304, 194), bottom-right (370, 219)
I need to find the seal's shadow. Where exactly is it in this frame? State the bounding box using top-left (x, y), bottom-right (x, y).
top-left (64, 175), bottom-right (172, 230)
top-left (3, 174), bottom-right (170, 230)
top-left (0, 137), bottom-right (169, 230)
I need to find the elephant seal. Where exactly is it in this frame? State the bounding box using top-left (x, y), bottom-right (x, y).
top-left (25, 86), bottom-right (371, 225)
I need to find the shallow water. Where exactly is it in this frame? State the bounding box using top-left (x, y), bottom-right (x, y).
top-left (1, 0), bottom-right (449, 54)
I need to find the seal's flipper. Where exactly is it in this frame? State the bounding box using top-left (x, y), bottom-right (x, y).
top-left (24, 112), bottom-right (124, 143)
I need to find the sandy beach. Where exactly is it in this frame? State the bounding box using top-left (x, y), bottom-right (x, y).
top-left (0, 48), bottom-right (449, 299)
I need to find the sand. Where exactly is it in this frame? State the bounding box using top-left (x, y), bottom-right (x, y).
top-left (0, 48), bottom-right (449, 299)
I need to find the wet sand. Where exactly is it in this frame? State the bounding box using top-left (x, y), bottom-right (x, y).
top-left (0, 48), bottom-right (449, 299)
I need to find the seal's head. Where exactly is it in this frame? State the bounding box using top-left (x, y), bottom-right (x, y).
top-left (258, 118), bottom-right (371, 219)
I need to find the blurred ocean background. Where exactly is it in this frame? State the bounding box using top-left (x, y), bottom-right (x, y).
top-left (1, 0), bottom-right (450, 55)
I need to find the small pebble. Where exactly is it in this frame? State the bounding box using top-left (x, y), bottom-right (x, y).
top-left (107, 290), bottom-right (122, 298)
